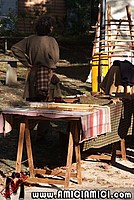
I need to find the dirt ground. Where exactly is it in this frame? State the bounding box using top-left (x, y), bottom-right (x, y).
top-left (0, 54), bottom-right (134, 199)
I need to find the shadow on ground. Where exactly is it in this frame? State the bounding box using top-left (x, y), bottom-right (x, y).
top-left (0, 125), bottom-right (134, 178)
top-left (56, 65), bottom-right (91, 82)
top-left (0, 121), bottom-right (69, 175)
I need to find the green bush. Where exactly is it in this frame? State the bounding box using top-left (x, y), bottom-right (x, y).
top-left (65, 0), bottom-right (100, 34)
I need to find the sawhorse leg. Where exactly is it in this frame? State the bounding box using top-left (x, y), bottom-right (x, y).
top-left (16, 119), bottom-right (35, 177)
top-left (16, 122), bottom-right (25, 172)
top-left (25, 119), bottom-right (35, 177)
top-left (64, 121), bottom-right (82, 188)
top-left (64, 130), bottom-right (74, 188)
top-left (121, 139), bottom-right (126, 160)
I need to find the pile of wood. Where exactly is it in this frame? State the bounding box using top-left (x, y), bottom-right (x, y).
top-left (28, 102), bottom-right (95, 112)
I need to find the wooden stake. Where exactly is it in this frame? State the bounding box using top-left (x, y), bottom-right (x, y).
top-left (126, 5), bottom-right (134, 47)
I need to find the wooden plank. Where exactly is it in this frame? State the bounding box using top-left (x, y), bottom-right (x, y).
top-left (94, 44), bottom-right (131, 48)
top-left (25, 177), bottom-right (65, 185)
top-left (34, 168), bottom-right (77, 178)
top-left (107, 4), bottom-right (112, 68)
top-left (92, 6), bottom-right (101, 57)
top-left (99, 49), bottom-right (134, 53)
top-left (126, 5), bottom-right (134, 47)
top-left (25, 119), bottom-right (35, 177)
top-left (111, 142), bottom-right (117, 165)
top-left (92, 27), bottom-right (134, 31)
top-left (29, 102), bottom-right (95, 108)
top-left (86, 154), bottom-right (111, 160)
top-left (28, 102), bottom-right (95, 112)
top-left (64, 129), bottom-right (74, 189)
top-left (75, 146), bottom-right (82, 185)
top-left (107, 19), bottom-right (133, 22)
top-left (121, 139), bottom-right (127, 160)
top-left (91, 54), bottom-right (134, 59)
top-left (16, 123), bottom-right (25, 172)
top-left (110, 19), bottom-right (122, 55)
top-left (34, 169), bottom-right (47, 175)
top-left (95, 48), bottom-right (134, 53)
top-left (94, 39), bottom-right (134, 43)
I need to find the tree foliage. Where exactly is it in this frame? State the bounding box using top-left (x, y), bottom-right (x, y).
top-left (65, 0), bottom-right (100, 34)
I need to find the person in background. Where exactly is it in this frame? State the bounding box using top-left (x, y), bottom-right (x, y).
top-left (11, 14), bottom-right (61, 102)
top-left (11, 14), bottom-right (61, 139)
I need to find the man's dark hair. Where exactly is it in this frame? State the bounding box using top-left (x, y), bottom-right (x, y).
top-left (35, 15), bottom-right (55, 36)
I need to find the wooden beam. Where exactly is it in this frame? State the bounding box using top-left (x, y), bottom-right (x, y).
top-left (126, 5), bottom-right (134, 47)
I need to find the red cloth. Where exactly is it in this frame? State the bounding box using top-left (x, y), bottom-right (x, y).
top-left (1, 106), bottom-right (111, 141)
top-left (80, 106), bottom-right (111, 141)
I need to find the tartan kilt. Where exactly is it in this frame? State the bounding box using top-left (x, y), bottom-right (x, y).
top-left (35, 66), bottom-right (52, 98)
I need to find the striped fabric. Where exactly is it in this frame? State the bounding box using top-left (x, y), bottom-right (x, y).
top-left (82, 101), bottom-right (133, 151)
top-left (80, 106), bottom-right (111, 142)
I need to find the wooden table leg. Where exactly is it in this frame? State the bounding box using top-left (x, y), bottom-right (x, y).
top-left (121, 139), bottom-right (126, 160)
top-left (16, 122), bottom-right (25, 172)
top-left (64, 129), bottom-right (73, 189)
top-left (25, 119), bottom-right (35, 177)
top-left (75, 145), bottom-right (82, 185)
top-left (64, 121), bottom-right (82, 188)
top-left (74, 121), bottom-right (82, 185)
top-left (111, 142), bottom-right (117, 165)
